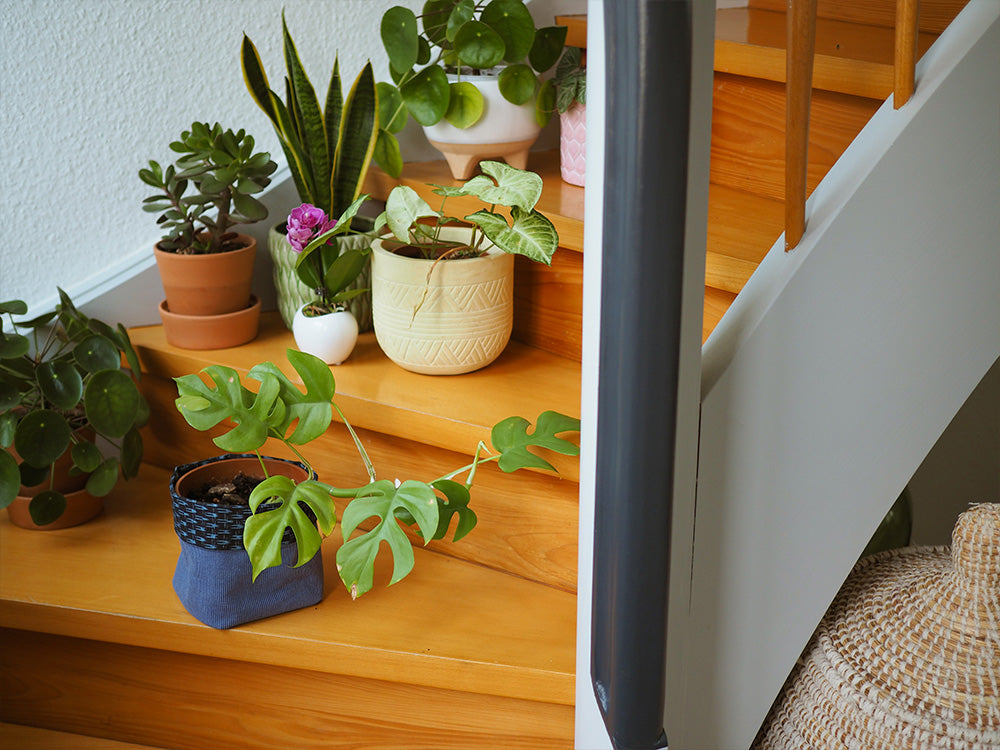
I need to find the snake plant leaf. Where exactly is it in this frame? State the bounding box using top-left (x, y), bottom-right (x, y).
top-left (71, 440), bottom-right (103, 473)
top-left (37, 361), bottom-right (83, 411)
top-left (0, 331), bottom-right (29, 360)
top-left (498, 63), bottom-right (536, 105)
top-left (528, 25), bottom-right (567, 73)
top-left (246, 358), bottom-right (333, 447)
top-left (463, 160), bottom-right (542, 210)
top-left (331, 62), bottom-right (378, 218)
top-left (324, 58), bottom-right (343, 173)
top-left (446, 0), bottom-right (476, 42)
top-left (84, 369), bottom-right (140, 439)
top-left (491, 410), bottom-right (581, 473)
top-left (0, 300), bottom-right (27, 316)
top-left (382, 5), bottom-right (419, 74)
top-left (0, 449), bottom-right (18, 510)
top-left (430, 479), bottom-right (477, 541)
top-left (400, 65), bottom-right (450, 126)
top-left (29, 490), bottom-right (66, 526)
top-left (444, 81), bottom-right (485, 128)
top-left (481, 0), bottom-right (535, 63)
top-left (174, 365), bottom-right (282, 452)
top-left (470, 206), bottom-right (557, 264)
top-left (74, 334), bottom-right (120, 373)
top-left (245, 476), bottom-right (337, 580)
top-left (337, 479), bottom-right (440, 598)
top-left (0, 412), bottom-right (16, 446)
top-left (120, 427), bottom-right (143, 479)
top-left (241, 34), bottom-right (278, 124)
top-left (374, 129), bottom-right (404, 179)
top-left (454, 19), bottom-right (505, 69)
top-left (14, 409), bottom-right (70, 467)
top-left (85, 457), bottom-right (119, 497)
top-left (385, 186), bottom-right (437, 242)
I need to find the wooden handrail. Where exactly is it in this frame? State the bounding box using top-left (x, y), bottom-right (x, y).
top-left (785, 0), bottom-right (818, 252)
top-left (895, 0), bottom-right (921, 108)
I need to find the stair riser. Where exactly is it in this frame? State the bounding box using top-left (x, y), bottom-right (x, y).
top-left (710, 72), bottom-right (880, 202)
top-left (513, 250), bottom-right (583, 362)
top-left (748, 0), bottom-right (968, 34)
top-left (0, 628), bottom-right (574, 750)
top-left (139, 373), bottom-right (579, 592)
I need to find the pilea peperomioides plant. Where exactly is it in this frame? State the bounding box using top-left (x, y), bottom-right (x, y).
top-left (174, 348), bottom-right (579, 598)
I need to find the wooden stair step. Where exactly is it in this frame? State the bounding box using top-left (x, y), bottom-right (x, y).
top-left (0, 466), bottom-right (575, 747)
top-left (0, 722), bottom-right (166, 749)
top-left (747, 0), bottom-right (969, 35)
top-left (706, 182), bottom-right (784, 294)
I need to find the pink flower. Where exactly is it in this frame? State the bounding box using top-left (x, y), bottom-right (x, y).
top-left (286, 203), bottom-right (337, 253)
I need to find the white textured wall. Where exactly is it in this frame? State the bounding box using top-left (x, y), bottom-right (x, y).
top-left (0, 0), bottom-right (420, 312)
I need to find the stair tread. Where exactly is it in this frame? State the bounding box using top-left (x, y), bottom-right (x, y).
top-left (0, 722), bottom-right (167, 750)
top-left (715, 7), bottom-right (938, 99)
top-left (0, 465), bottom-right (576, 706)
top-left (128, 313), bottom-right (581, 483)
top-left (706, 183), bottom-right (784, 294)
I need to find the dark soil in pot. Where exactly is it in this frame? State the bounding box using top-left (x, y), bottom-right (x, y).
top-left (184, 471), bottom-right (262, 506)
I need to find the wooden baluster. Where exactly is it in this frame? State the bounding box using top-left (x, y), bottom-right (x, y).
top-left (785, 0), bottom-right (818, 252)
top-left (895, 0), bottom-right (921, 108)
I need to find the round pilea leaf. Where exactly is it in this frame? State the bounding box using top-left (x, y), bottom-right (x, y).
top-left (454, 20), bottom-right (505, 70)
top-left (444, 81), bottom-right (485, 128)
top-left (85, 457), bottom-right (119, 497)
top-left (37, 360), bottom-right (84, 410)
top-left (498, 63), bottom-right (535, 105)
top-left (84, 370), bottom-right (140, 439)
top-left (75, 334), bottom-right (120, 372)
top-left (481, 0), bottom-right (536, 63)
top-left (72, 440), bottom-right (103, 473)
top-left (29, 490), bottom-right (66, 526)
top-left (14, 409), bottom-right (71, 467)
top-left (0, 449), bottom-right (19, 509)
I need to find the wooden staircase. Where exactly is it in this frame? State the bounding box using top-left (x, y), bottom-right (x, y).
top-left (0, 2), bottom-right (968, 747)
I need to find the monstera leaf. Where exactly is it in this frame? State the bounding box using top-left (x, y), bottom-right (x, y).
top-left (491, 410), bottom-right (581, 473)
top-left (248, 349), bottom-right (336, 445)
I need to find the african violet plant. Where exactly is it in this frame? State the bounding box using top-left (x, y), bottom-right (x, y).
top-left (174, 348), bottom-right (579, 598)
top-left (375, 160), bottom-right (558, 265)
top-left (0, 290), bottom-right (146, 524)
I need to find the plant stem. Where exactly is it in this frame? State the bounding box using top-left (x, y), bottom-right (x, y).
top-left (334, 402), bottom-right (376, 482)
top-left (436, 442), bottom-right (499, 486)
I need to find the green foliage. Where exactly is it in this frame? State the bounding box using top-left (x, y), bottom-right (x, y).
top-left (375, 161), bottom-right (558, 265)
top-left (0, 289), bottom-right (145, 522)
top-left (241, 13), bottom-right (378, 219)
top-left (139, 122), bottom-right (277, 254)
top-left (374, 0), bottom-right (567, 177)
top-left (552, 46), bottom-right (586, 113)
top-left (174, 349), bottom-right (580, 599)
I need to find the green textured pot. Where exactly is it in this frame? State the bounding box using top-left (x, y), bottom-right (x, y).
top-left (268, 221), bottom-right (373, 332)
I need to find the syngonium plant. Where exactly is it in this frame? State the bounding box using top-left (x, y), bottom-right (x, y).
top-left (241, 13), bottom-right (378, 221)
top-left (174, 348), bottom-right (580, 599)
top-left (375, 0), bottom-right (567, 177)
top-left (0, 290), bottom-right (146, 525)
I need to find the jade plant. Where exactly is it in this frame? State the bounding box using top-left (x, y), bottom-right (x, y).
top-left (174, 348), bottom-right (579, 598)
top-left (139, 122), bottom-right (278, 254)
top-left (375, 0), bottom-right (567, 176)
top-left (241, 13), bottom-right (378, 221)
top-left (374, 160), bottom-right (558, 264)
top-left (0, 290), bottom-right (146, 525)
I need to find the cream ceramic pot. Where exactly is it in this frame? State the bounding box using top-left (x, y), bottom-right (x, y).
top-left (371, 228), bottom-right (514, 375)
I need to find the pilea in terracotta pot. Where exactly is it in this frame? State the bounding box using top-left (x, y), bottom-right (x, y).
top-left (370, 160), bottom-right (558, 374)
top-left (241, 15), bottom-right (379, 332)
top-left (375, 0), bottom-right (566, 179)
top-left (139, 122), bottom-right (277, 348)
top-left (172, 348), bottom-right (579, 625)
top-left (0, 290), bottom-right (146, 528)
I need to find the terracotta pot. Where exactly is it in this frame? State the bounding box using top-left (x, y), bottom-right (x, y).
top-left (559, 102), bottom-right (586, 187)
top-left (154, 234), bottom-right (256, 316)
top-left (6, 489), bottom-right (103, 530)
top-left (267, 222), bottom-right (374, 332)
top-left (292, 307), bottom-right (359, 365)
top-left (422, 74), bottom-right (542, 180)
top-left (158, 295), bottom-right (260, 350)
top-left (371, 227), bottom-right (514, 375)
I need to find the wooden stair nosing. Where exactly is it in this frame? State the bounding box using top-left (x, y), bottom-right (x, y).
top-left (0, 466), bottom-right (576, 707)
top-left (746, 0), bottom-right (970, 35)
top-left (0, 721), bottom-right (168, 750)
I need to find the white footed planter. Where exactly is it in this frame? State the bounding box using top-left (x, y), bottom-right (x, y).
top-left (292, 307), bottom-right (358, 365)
top-left (423, 74), bottom-right (542, 180)
top-left (372, 228), bottom-right (514, 375)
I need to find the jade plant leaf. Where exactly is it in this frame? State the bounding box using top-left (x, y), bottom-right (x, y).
top-left (491, 410), bottom-right (581, 473)
top-left (245, 475), bottom-right (338, 580)
top-left (37, 361), bottom-right (83, 411)
top-left (248, 349), bottom-right (335, 445)
top-left (481, 0), bottom-right (536, 63)
top-left (444, 81), bottom-right (485, 128)
top-left (0, 450), bottom-right (18, 510)
top-left (337, 479), bottom-right (439, 599)
top-left (14, 409), bottom-right (71, 467)
top-left (84, 369), bottom-right (141, 439)
top-left (29, 490), bottom-right (66, 526)
top-left (467, 206), bottom-right (558, 265)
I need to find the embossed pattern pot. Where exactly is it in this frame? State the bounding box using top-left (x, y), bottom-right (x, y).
top-left (559, 102), bottom-right (586, 186)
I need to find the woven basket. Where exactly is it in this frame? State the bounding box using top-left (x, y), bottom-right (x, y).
top-left (170, 454), bottom-right (314, 550)
top-left (755, 502), bottom-right (1000, 749)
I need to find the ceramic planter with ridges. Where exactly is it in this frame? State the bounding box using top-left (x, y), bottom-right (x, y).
top-left (292, 307), bottom-right (359, 365)
top-left (559, 103), bottom-right (586, 186)
top-left (154, 234), bottom-right (256, 316)
top-left (268, 223), bottom-right (374, 332)
top-left (371, 229), bottom-right (514, 375)
top-left (422, 74), bottom-right (542, 180)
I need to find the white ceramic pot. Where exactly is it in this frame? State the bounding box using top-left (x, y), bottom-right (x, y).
top-left (371, 227), bottom-right (514, 375)
top-left (292, 307), bottom-right (358, 365)
top-left (423, 74), bottom-right (542, 180)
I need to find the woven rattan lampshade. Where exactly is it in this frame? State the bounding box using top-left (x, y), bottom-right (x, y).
top-left (755, 502), bottom-right (999, 749)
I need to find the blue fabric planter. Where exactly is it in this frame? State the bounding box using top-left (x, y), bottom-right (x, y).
top-left (169, 454), bottom-right (324, 629)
